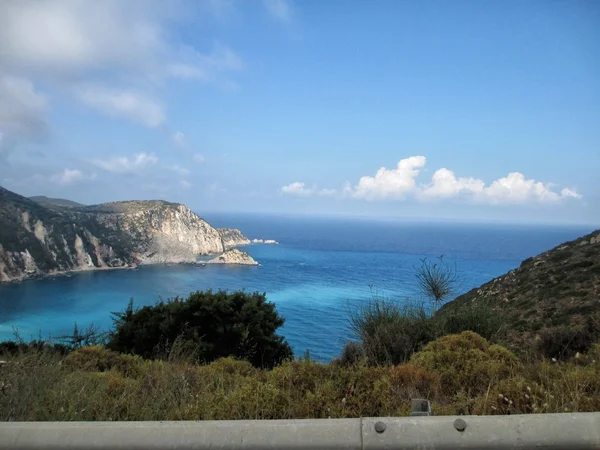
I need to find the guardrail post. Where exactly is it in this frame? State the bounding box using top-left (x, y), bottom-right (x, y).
top-left (410, 398), bottom-right (432, 416)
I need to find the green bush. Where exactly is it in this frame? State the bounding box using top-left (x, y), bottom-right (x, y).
top-left (106, 290), bottom-right (293, 368)
top-left (348, 298), bottom-right (438, 366)
top-left (436, 300), bottom-right (505, 342)
top-left (537, 316), bottom-right (600, 360)
top-left (339, 341), bottom-right (365, 366)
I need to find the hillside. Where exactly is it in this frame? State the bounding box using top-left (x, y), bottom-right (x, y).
top-left (29, 196), bottom-right (85, 208)
top-left (0, 186), bottom-right (252, 282)
top-left (440, 229), bottom-right (600, 347)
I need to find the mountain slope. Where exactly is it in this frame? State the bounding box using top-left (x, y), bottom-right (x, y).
top-left (29, 196), bottom-right (85, 208)
top-left (0, 186), bottom-right (246, 283)
top-left (0, 186), bottom-right (132, 282)
top-left (440, 229), bottom-right (600, 347)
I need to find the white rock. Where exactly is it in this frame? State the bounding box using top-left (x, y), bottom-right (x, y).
top-left (207, 248), bottom-right (258, 265)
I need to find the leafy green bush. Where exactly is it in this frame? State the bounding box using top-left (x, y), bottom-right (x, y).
top-left (106, 290), bottom-right (293, 368)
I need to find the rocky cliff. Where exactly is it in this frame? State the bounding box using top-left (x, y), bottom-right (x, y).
top-left (0, 186), bottom-right (245, 282)
top-left (218, 228), bottom-right (251, 249)
top-left (208, 248), bottom-right (258, 265)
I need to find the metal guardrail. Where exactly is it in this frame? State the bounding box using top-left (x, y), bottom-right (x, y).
top-left (1, 413), bottom-right (599, 450)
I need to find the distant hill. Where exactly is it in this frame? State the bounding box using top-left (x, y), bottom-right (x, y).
top-left (0, 186), bottom-right (250, 283)
top-left (439, 229), bottom-right (600, 348)
top-left (29, 196), bottom-right (85, 208)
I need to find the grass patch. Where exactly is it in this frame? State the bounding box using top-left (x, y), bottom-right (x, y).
top-left (2, 332), bottom-right (599, 421)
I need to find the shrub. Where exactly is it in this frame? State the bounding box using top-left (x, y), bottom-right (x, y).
top-left (339, 341), bottom-right (365, 366)
top-left (436, 300), bottom-right (505, 342)
top-left (410, 331), bottom-right (519, 396)
top-left (106, 290), bottom-right (293, 368)
top-left (64, 346), bottom-right (147, 377)
top-left (387, 364), bottom-right (441, 400)
top-left (537, 316), bottom-right (600, 360)
top-left (348, 298), bottom-right (438, 366)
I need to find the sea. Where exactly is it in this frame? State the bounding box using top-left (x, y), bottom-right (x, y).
top-left (0, 214), bottom-right (595, 362)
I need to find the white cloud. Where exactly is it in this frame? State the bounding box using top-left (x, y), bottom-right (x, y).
top-left (0, 1), bottom-right (244, 136)
top-left (282, 156), bottom-right (582, 205)
top-left (49, 168), bottom-right (95, 186)
top-left (281, 182), bottom-right (313, 196)
top-left (0, 0), bottom-right (166, 77)
top-left (92, 153), bottom-right (158, 174)
top-left (167, 164), bottom-right (191, 177)
top-left (172, 131), bottom-right (187, 148)
top-left (351, 156), bottom-right (426, 200)
top-left (420, 168), bottom-right (485, 199)
top-left (193, 154), bottom-right (206, 164)
top-left (180, 180), bottom-right (192, 189)
top-left (75, 85), bottom-right (165, 127)
top-left (263, 0), bottom-right (293, 23)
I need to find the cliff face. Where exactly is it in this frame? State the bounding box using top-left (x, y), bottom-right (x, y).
top-left (218, 228), bottom-right (251, 249)
top-left (0, 187), bottom-right (229, 282)
top-left (94, 201), bottom-right (224, 264)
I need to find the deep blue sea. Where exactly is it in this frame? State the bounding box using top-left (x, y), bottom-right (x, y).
top-left (0, 214), bottom-right (595, 361)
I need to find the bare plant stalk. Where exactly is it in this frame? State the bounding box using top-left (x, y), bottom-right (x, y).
top-left (414, 255), bottom-right (459, 313)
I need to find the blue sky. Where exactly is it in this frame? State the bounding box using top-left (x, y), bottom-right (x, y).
top-left (0, 0), bottom-right (598, 224)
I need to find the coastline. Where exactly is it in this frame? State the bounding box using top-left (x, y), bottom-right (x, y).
top-left (0, 257), bottom-right (242, 285)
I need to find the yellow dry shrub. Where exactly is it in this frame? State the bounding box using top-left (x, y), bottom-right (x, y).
top-left (64, 346), bottom-right (147, 378)
top-left (410, 331), bottom-right (519, 397)
top-left (387, 364), bottom-right (442, 400)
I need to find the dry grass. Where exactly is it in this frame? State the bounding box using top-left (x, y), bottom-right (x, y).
top-left (1, 335), bottom-right (599, 421)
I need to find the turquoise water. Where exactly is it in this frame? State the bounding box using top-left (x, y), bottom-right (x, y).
top-left (0, 214), bottom-right (594, 361)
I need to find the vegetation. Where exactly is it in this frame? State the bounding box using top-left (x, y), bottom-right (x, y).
top-left (345, 294), bottom-right (504, 366)
top-left (415, 256), bottom-right (459, 313)
top-left (106, 290), bottom-right (293, 368)
top-left (1, 225), bottom-right (598, 420)
top-left (2, 333), bottom-right (599, 421)
top-left (439, 229), bottom-right (600, 350)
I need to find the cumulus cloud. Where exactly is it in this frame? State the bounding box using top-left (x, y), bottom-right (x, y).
top-left (75, 85), bottom-right (165, 127)
top-left (92, 152), bottom-right (158, 174)
top-left (282, 156), bottom-right (582, 205)
top-left (263, 0), bottom-right (294, 23)
top-left (281, 182), bottom-right (313, 196)
top-left (352, 156), bottom-right (426, 200)
top-left (49, 168), bottom-right (95, 186)
top-left (193, 154), bottom-right (206, 164)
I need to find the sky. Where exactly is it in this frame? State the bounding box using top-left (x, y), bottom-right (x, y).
top-left (0, 0), bottom-right (598, 225)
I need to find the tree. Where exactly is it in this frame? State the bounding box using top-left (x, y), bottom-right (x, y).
top-left (415, 255), bottom-right (459, 313)
top-left (106, 290), bottom-right (293, 368)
